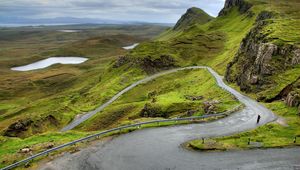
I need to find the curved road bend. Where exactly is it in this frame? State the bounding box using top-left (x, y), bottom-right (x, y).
top-left (42, 66), bottom-right (300, 170)
top-left (62, 66), bottom-right (210, 131)
top-left (62, 66), bottom-right (275, 131)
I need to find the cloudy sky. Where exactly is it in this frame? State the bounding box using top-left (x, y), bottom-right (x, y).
top-left (0, 0), bottom-right (225, 23)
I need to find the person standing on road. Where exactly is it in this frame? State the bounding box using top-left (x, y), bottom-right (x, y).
top-left (257, 114), bottom-right (261, 124)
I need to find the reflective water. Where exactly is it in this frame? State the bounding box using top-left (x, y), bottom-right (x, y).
top-left (11, 57), bottom-right (88, 71)
top-left (123, 43), bottom-right (139, 50)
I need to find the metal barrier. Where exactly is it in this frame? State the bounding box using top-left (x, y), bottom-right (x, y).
top-left (1, 113), bottom-right (228, 170)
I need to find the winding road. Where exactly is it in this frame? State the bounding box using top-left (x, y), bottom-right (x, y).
top-left (42, 66), bottom-right (300, 170)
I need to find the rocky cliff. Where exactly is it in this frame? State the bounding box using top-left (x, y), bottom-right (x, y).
top-left (225, 8), bottom-right (300, 111)
top-left (218, 0), bottom-right (252, 16)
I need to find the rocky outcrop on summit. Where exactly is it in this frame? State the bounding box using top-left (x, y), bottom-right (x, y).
top-left (173, 7), bottom-right (213, 31)
top-left (219, 0), bottom-right (252, 16)
top-left (226, 10), bottom-right (300, 101)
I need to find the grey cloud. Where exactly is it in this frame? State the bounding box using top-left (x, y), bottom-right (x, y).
top-left (0, 0), bottom-right (225, 23)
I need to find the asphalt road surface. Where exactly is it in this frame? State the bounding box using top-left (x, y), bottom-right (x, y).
top-left (41, 66), bottom-right (299, 170)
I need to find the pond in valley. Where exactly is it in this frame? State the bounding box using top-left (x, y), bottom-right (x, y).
top-left (123, 43), bottom-right (139, 50)
top-left (11, 57), bottom-right (88, 71)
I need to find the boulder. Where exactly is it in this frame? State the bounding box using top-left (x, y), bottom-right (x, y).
top-left (45, 143), bottom-right (55, 149)
top-left (186, 110), bottom-right (197, 116)
top-left (185, 95), bottom-right (204, 101)
top-left (203, 100), bottom-right (220, 114)
top-left (285, 91), bottom-right (300, 107)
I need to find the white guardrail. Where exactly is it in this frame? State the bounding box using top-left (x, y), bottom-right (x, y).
top-left (1, 111), bottom-right (233, 170)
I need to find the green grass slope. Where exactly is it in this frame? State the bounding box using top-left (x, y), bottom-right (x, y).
top-left (173, 7), bottom-right (213, 31)
top-left (0, 25), bottom-right (167, 138)
top-left (77, 69), bottom-right (239, 131)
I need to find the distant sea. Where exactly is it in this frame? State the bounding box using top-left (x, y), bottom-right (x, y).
top-left (0, 23), bottom-right (77, 27)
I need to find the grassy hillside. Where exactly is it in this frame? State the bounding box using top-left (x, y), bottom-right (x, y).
top-left (121, 0), bottom-right (300, 110)
top-left (0, 24), bottom-right (168, 138)
top-left (125, 6), bottom-right (256, 75)
top-left (111, 0), bottom-right (300, 152)
top-left (1, 0), bottom-right (300, 168)
top-left (77, 69), bottom-right (239, 131)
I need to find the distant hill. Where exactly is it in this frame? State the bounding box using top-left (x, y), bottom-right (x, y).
top-left (0, 16), bottom-right (172, 26)
top-left (173, 7), bottom-right (213, 31)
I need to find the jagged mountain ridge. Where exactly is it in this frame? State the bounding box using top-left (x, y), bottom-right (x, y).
top-left (119, 0), bottom-right (300, 112)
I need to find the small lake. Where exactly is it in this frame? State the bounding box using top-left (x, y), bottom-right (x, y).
top-left (58, 30), bottom-right (82, 33)
top-left (123, 43), bottom-right (139, 50)
top-left (11, 57), bottom-right (88, 71)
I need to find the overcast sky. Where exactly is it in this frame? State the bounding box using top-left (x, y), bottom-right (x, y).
top-left (0, 0), bottom-right (226, 23)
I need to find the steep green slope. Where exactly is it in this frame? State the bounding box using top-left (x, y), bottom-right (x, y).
top-left (225, 0), bottom-right (300, 109)
top-left (173, 7), bottom-right (213, 31)
top-left (122, 0), bottom-right (257, 74)
top-left (119, 0), bottom-right (300, 113)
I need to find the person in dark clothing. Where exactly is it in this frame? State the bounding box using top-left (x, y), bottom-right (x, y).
top-left (257, 114), bottom-right (261, 124)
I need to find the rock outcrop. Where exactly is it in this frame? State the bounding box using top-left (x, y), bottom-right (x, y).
top-left (285, 91), bottom-right (300, 107)
top-left (203, 100), bottom-right (220, 114)
top-left (3, 119), bottom-right (33, 137)
top-left (140, 103), bottom-right (166, 118)
top-left (113, 56), bottom-right (130, 68)
top-left (185, 95), bottom-right (204, 101)
top-left (225, 9), bottom-right (300, 115)
top-left (139, 55), bottom-right (176, 74)
top-left (3, 114), bottom-right (59, 138)
top-left (113, 54), bottom-right (176, 74)
top-left (219, 0), bottom-right (252, 16)
top-left (226, 11), bottom-right (300, 95)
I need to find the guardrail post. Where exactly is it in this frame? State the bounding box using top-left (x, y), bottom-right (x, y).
top-left (25, 162), bottom-right (30, 168)
top-left (1, 111), bottom-right (232, 170)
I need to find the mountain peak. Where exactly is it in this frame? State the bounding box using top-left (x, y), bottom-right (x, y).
top-left (173, 7), bottom-right (213, 31)
top-left (218, 0), bottom-right (252, 16)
